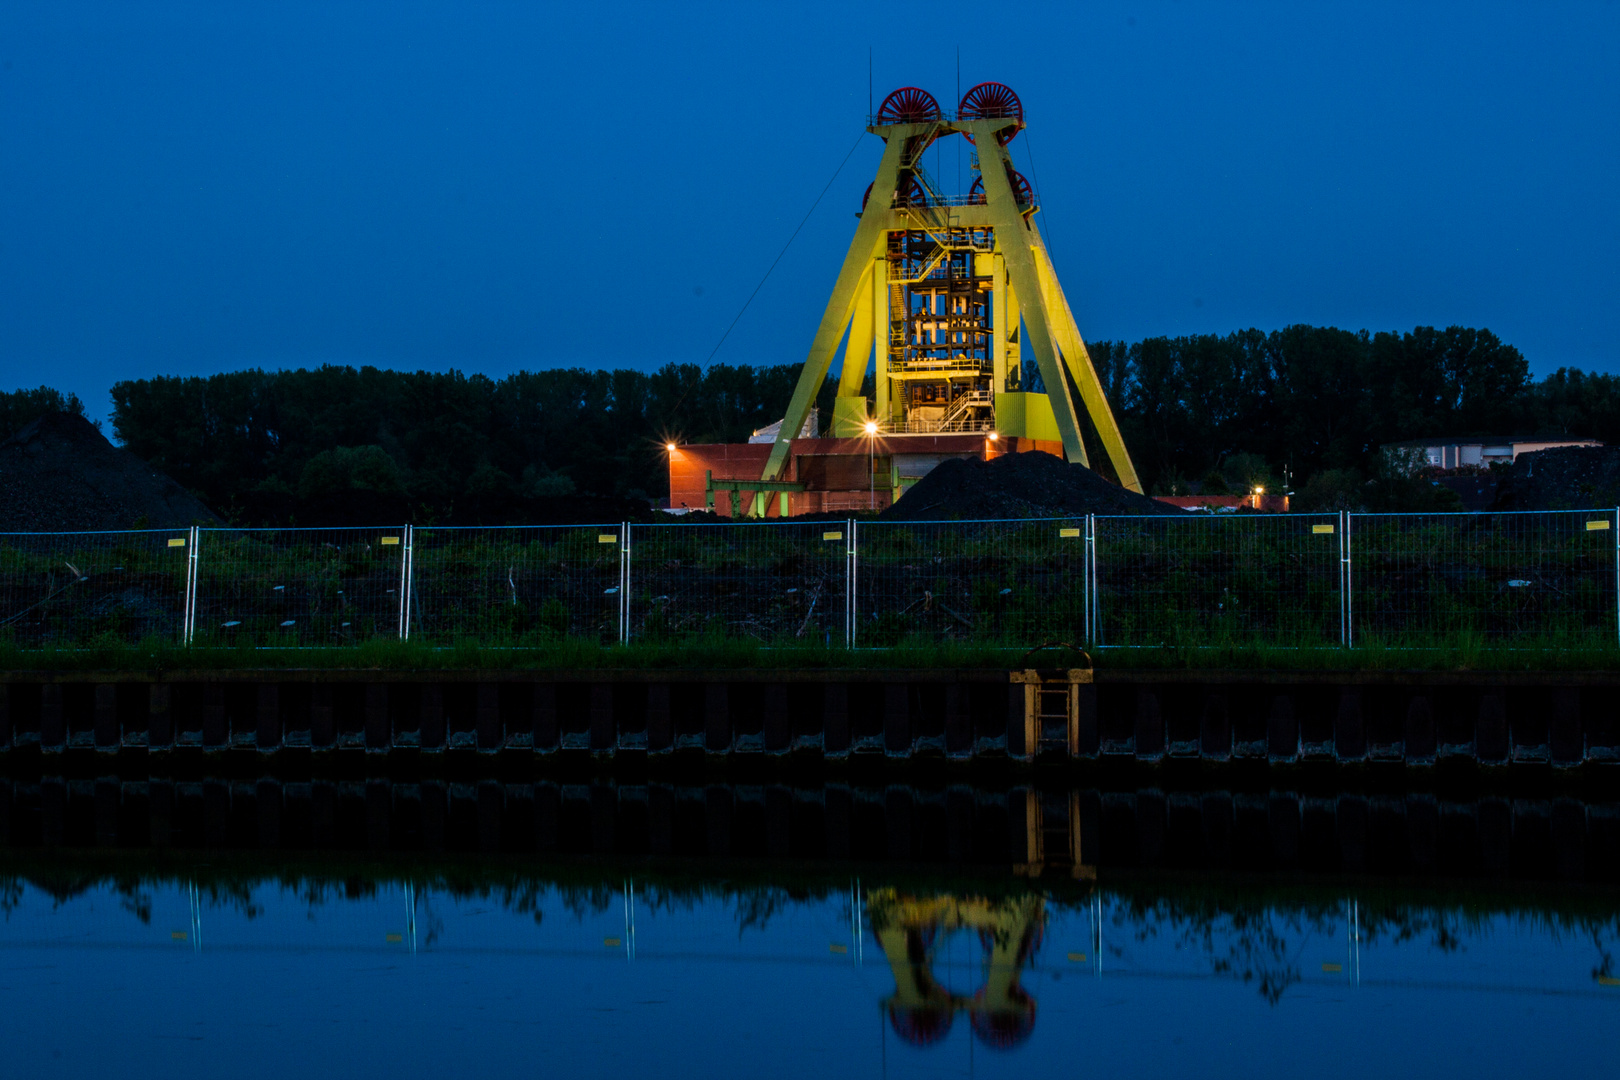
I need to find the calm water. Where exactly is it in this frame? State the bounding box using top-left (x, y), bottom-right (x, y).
top-left (2, 780), bottom-right (1618, 1078)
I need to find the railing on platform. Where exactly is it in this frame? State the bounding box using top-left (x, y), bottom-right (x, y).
top-left (2, 508), bottom-right (1617, 651)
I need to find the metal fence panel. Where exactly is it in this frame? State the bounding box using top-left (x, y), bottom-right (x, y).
top-left (192, 527), bottom-right (407, 647)
top-left (854, 518), bottom-right (1087, 645)
top-left (5, 510), bottom-right (1620, 652)
top-left (628, 521), bottom-right (849, 645)
top-left (408, 525), bottom-right (622, 645)
top-left (1349, 510), bottom-right (1618, 645)
top-left (1093, 513), bottom-right (1342, 648)
top-left (0, 529), bottom-right (192, 646)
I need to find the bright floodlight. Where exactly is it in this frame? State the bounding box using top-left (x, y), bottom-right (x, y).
top-left (665, 442), bottom-right (677, 452)
top-left (863, 421), bottom-right (878, 435)
top-left (1253, 485), bottom-right (1264, 495)
top-left (987, 431), bottom-right (999, 441)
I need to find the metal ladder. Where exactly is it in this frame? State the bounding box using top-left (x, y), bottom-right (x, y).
top-left (1017, 789), bottom-right (1094, 880)
top-left (1010, 666), bottom-right (1090, 757)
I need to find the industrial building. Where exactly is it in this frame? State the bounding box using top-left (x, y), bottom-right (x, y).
top-left (669, 83), bottom-right (1137, 516)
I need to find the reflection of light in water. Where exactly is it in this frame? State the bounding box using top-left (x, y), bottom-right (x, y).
top-left (867, 889), bottom-right (1047, 1050)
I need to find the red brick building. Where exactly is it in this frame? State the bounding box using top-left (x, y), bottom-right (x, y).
top-left (668, 433), bottom-right (1063, 517)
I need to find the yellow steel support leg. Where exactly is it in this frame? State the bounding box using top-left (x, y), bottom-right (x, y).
top-left (754, 126), bottom-right (922, 513)
top-left (971, 122), bottom-right (1088, 466)
top-left (877, 278), bottom-right (896, 423)
top-left (1030, 228), bottom-right (1142, 491)
top-left (836, 263), bottom-right (875, 399)
top-left (991, 252), bottom-right (1009, 391)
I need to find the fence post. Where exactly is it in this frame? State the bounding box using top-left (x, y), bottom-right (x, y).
top-left (845, 518), bottom-right (856, 648)
top-left (1337, 511), bottom-right (1346, 647)
top-left (399, 524), bottom-right (414, 640)
top-left (184, 525), bottom-right (200, 646)
top-left (619, 522), bottom-right (631, 645)
top-left (1342, 511), bottom-right (1354, 648)
top-left (847, 518), bottom-right (858, 648)
top-left (1085, 514), bottom-right (1097, 646)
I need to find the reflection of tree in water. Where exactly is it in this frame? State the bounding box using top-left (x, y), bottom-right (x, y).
top-left (1589, 927), bottom-right (1614, 983)
top-left (1109, 894), bottom-right (1620, 1004)
top-left (0, 877), bottom-right (22, 918)
top-left (866, 889), bottom-right (1046, 1051)
top-left (9, 867), bottom-right (1620, 996)
top-left (417, 889), bottom-right (446, 950)
top-left (1110, 896), bottom-right (1335, 1004)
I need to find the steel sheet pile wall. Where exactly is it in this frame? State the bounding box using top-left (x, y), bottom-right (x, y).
top-left (4, 668), bottom-right (1619, 766)
top-left (2, 510), bottom-right (1619, 651)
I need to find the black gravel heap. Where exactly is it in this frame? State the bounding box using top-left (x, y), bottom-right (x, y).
top-left (880, 450), bottom-right (1174, 521)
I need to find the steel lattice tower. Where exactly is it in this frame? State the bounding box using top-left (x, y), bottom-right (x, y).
top-left (752, 83), bottom-right (1141, 513)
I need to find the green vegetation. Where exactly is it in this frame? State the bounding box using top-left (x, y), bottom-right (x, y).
top-left (4, 635), bottom-right (1620, 673)
top-left (4, 514), bottom-right (1619, 667)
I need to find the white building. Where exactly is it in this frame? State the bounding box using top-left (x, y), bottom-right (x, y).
top-left (1384, 437), bottom-right (1602, 470)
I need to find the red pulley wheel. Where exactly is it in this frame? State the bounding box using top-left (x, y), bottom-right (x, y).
top-left (967, 168), bottom-right (1033, 207)
top-left (862, 176), bottom-right (929, 213)
top-left (876, 86), bottom-right (943, 125)
top-left (958, 82), bottom-right (1024, 146)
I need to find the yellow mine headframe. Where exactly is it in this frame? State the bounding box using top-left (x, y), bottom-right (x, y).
top-left (750, 82), bottom-right (1140, 515)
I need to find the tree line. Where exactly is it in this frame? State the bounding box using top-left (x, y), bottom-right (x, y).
top-left (7, 322), bottom-right (1612, 524)
top-left (106, 364), bottom-right (840, 524)
top-left (0, 386), bottom-right (88, 442)
top-left (1083, 325), bottom-right (1619, 508)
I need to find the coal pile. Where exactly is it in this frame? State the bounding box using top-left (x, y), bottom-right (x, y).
top-left (0, 412), bottom-right (218, 531)
top-left (880, 450), bottom-right (1175, 521)
top-left (1491, 445), bottom-right (1620, 512)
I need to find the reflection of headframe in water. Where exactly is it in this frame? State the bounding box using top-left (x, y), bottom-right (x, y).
top-left (867, 888), bottom-right (1047, 1050)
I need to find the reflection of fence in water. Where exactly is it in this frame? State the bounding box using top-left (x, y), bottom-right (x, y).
top-left (628, 522), bottom-right (847, 645)
top-left (191, 528), bottom-right (406, 647)
top-left (1349, 511), bottom-right (1618, 644)
top-left (1093, 513), bottom-right (1342, 648)
top-left (409, 525), bottom-right (621, 645)
top-left (855, 519), bottom-right (1086, 646)
top-left (0, 530), bottom-right (190, 646)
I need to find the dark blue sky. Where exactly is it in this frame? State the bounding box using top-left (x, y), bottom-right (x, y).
top-left (2, 2), bottom-right (1616, 429)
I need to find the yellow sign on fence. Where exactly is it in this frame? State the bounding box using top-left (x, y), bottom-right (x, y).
top-left (1313, 524), bottom-right (1335, 534)
top-left (598, 533), bottom-right (618, 543)
top-left (822, 531), bottom-right (843, 541)
top-left (1587, 520), bottom-right (1611, 531)
top-left (1059, 527), bottom-right (1081, 538)
top-left (380, 536), bottom-right (400, 545)
top-left (167, 538), bottom-right (186, 548)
